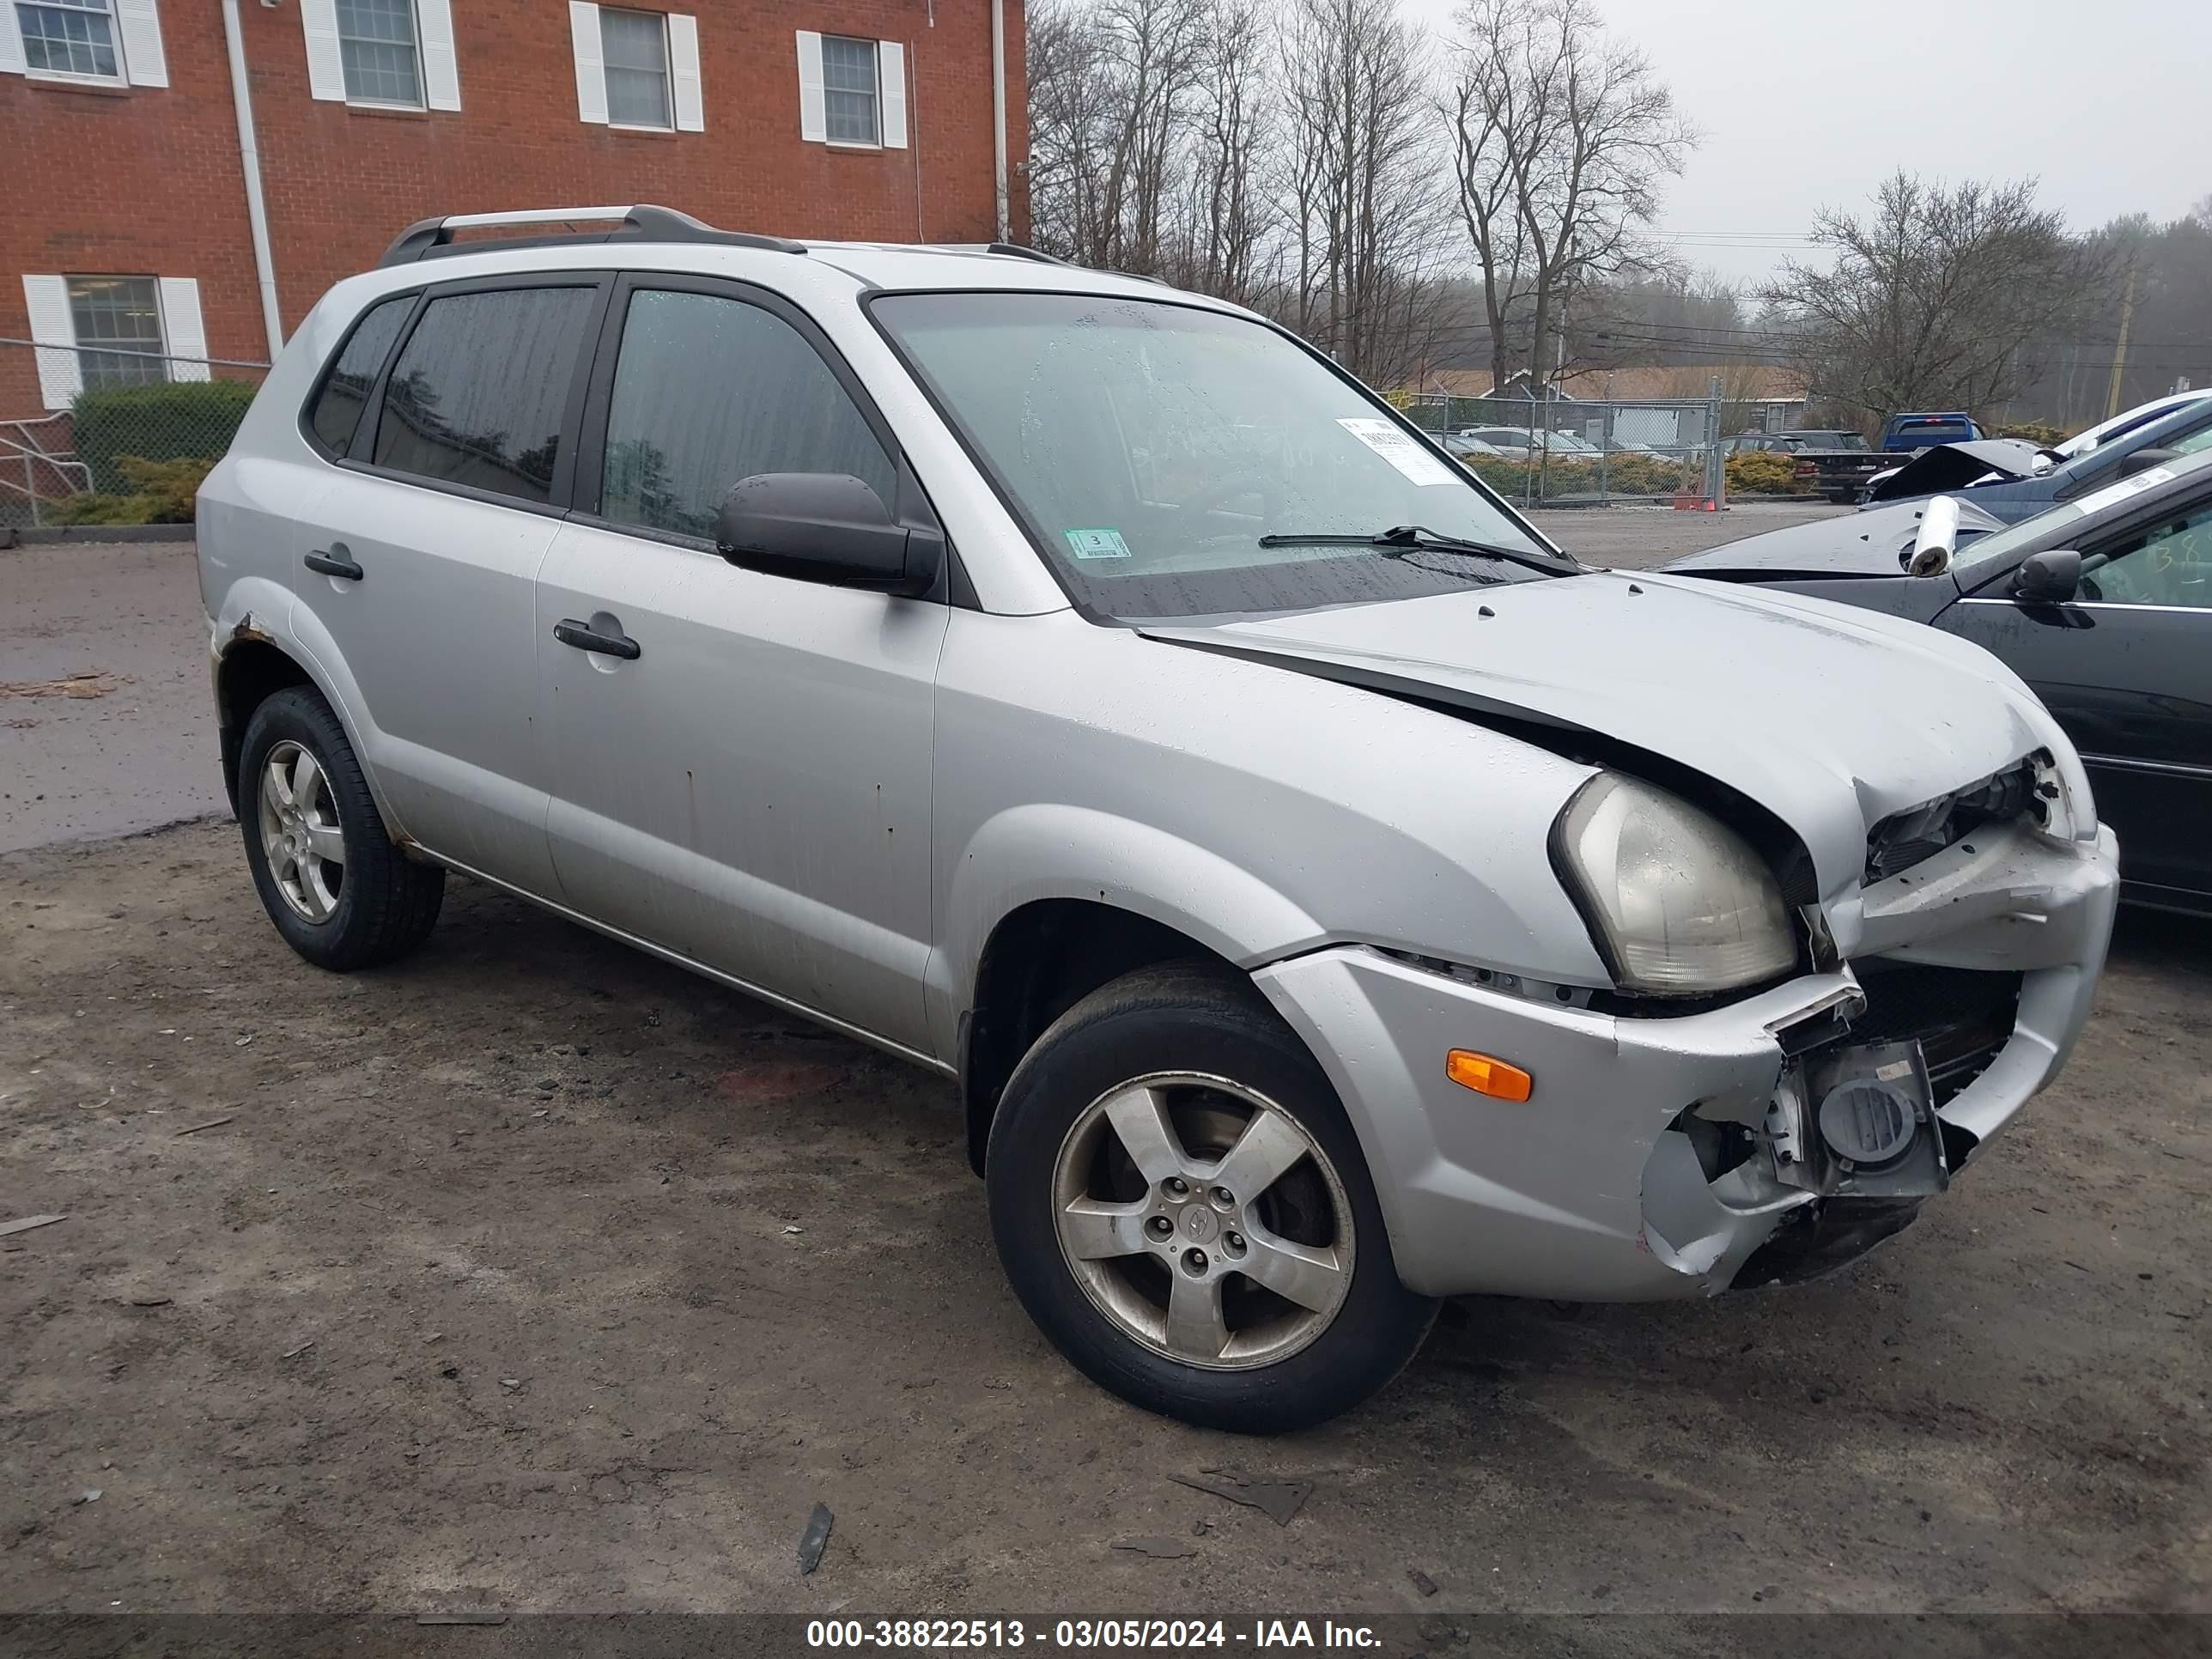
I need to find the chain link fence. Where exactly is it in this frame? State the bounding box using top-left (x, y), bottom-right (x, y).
top-left (2, 340), bottom-right (268, 530)
top-left (1396, 390), bottom-right (1727, 509)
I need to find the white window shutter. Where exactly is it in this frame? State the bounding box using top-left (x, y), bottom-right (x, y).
top-left (879, 40), bottom-right (906, 149)
top-left (115, 0), bottom-right (167, 87)
top-left (21, 276), bottom-right (81, 410)
top-left (569, 2), bottom-right (606, 124)
top-left (159, 279), bottom-right (210, 383)
top-left (795, 30), bottom-right (825, 143)
top-left (301, 0), bottom-right (345, 100)
top-left (0, 3), bottom-right (27, 75)
top-left (417, 0), bottom-right (460, 110)
top-left (668, 14), bottom-right (702, 131)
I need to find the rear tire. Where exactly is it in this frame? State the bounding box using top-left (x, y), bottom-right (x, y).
top-left (238, 686), bottom-right (443, 971)
top-left (986, 962), bottom-right (1435, 1432)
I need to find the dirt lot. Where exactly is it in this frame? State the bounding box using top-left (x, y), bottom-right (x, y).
top-left (2, 526), bottom-right (2208, 1625)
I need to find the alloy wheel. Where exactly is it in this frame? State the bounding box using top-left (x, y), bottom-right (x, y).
top-left (258, 739), bottom-right (346, 922)
top-left (1049, 1071), bottom-right (1355, 1370)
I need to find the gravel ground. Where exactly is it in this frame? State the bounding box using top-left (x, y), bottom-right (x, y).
top-left (2, 528), bottom-right (2205, 1626)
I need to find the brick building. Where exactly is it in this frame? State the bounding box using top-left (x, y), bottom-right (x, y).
top-left (0, 0), bottom-right (1028, 415)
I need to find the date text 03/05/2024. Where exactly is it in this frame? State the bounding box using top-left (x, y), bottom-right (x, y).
top-left (805, 1619), bottom-right (1384, 1650)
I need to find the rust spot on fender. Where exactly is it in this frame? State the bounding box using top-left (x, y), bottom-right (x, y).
top-left (228, 613), bottom-right (274, 646)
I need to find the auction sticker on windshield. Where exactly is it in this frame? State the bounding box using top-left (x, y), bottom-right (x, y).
top-left (1337, 418), bottom-right (1458, 486)
top-left (2072, 467), bottom-right (2174, 518)
top-left (1064, 527), bottom-right (1134, 561)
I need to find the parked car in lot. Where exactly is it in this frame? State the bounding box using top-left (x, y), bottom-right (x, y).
top-left (1864, 396), bottom-right (2212, 520)
top-left (197, 205), bottom-right (2120, 1431)
top-left (1668, 449), bottom-right (2212, 912)
top-left (1453, 425), bottom-right (1536, 460)
top-left (1440, 433), bottom-right (1505, 460)
top-left (1726, 429), bottom-right (1885, 503)
top-left (1880, 411), bottom-right (1986, 453)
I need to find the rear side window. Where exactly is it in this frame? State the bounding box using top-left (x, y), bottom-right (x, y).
top-left (307, 295), bottom-right (413, 457)
top-left (596, 287), bottom-right (895, 539)
top-left (372, 287), bottom-right (595, 503)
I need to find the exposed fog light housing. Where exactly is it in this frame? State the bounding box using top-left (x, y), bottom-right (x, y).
top-left (1552, 773), bottom-right (1798, 995)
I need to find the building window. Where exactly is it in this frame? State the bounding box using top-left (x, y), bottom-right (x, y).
top-left (17, 0), bottom-right (122, 82)
top-left (336, 0), bottom-right (422, 106)
top-left (599, 7), bottom-right (670, 130)
top-left (820, 35), bottom-right (878, 146)
top-left (68, 276), bottom-right (166, 391)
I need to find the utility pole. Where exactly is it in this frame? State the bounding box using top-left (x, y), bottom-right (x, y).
top-left (2105, 264), bottom-right (2138, 420)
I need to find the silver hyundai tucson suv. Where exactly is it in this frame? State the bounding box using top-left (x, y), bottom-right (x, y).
top-left (196, 206), bottom-right (2120, 1432)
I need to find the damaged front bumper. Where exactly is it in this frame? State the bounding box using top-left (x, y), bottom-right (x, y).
top-left (1252, 821), bottom-right (2118, 1302)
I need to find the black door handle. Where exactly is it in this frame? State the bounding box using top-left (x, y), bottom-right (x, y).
top-left (553, 618), bottom-right (641, 660)
top-left (305, 548), bottom-right (364, 580)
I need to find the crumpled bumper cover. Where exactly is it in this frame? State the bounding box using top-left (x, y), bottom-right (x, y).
top-left (1254, 823), bottom-right (2118, 1302)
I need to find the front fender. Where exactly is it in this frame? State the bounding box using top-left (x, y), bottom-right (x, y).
top-left (927, 802), bottom-right (1326, 1057)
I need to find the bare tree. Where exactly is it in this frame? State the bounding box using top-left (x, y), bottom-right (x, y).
top-left (1277, 0), bottom-right (1448, 386)
top-left (1766, 173), bottom-right (2108, 421)
top-left (1445, 0), bottom-right (1692, 394)
top-left (1024, 0), bottom-right (1206, 270)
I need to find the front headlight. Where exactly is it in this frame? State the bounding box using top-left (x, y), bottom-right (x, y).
top-left (1552, 773), bottom-right (1797, 995)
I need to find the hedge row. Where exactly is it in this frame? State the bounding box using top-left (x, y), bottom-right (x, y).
top-left (71, 380), bottom-right (258, 492)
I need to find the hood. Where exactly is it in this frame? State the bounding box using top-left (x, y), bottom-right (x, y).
top-left (1662, 496), bottom-right (2008, 579)
top-left (1143, 572), bottom-right (2055, 899)
top-left (1867, 438), bottom-right (2048, 502)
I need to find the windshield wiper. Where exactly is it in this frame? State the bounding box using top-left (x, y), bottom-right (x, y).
top-left (1256, 525), bottom-right (1578, 577)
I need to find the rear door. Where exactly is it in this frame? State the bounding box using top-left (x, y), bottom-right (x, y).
top-left (533, 275), bottom-right (947, 1052)
top-left (1943, 486), bottom-right (2212, 906)
top-left (293, 276), bottom-right (608, 896)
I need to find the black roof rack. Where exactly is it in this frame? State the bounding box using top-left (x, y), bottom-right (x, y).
top-left (378, 204), bottom-right (806, 267)
top-left (983, 241), bottom-right (1072, 265)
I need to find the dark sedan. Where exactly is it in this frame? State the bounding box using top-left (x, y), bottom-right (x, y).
top-left (1668, 452), bottom-right (2212, 913)
top-left (1863, 396), bottom-right (2212, 520)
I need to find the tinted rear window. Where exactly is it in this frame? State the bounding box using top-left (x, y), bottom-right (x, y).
top-left (372, 287), bottom-right (596, 503)
top-left (307, 295), bottom-right (413, 457)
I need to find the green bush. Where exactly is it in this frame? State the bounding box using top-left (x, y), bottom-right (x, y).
top-left (70, 379), bottom-right (257, 491)
top-left (1725, 449), bottom-right (1806, 496)
top-left (1462, 452), bottom-right (1698, 499)
top-left (1990, 420), bottom-right (2069, 447)
top-left (47, 454), bottom-right (216, 526)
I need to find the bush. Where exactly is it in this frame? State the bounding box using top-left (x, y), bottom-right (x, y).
top-left (47, 454), bottom-right (215, 526)
top-left (1725, 449), bottom-right (1806, 496)
top-left (1462, 451), bottom-right (1698, 499)
top-left (1990, 420), bottom-right (2069, 447)
top-left (70, 379), bottom-right (257, 492)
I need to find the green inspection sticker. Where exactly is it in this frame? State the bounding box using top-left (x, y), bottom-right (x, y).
top-left (1064, 526), bottom-right (1133, 561)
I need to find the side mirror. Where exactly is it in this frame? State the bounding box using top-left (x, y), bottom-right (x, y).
top-left (715, 472), bottom-right (943, 599)
top-left (2013, 548), bottom-right (2082, 603)
top-left (2120, 447), bottom-right (2179, 479)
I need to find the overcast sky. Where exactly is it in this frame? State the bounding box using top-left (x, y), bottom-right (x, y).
top-left (1399, 0), bottom-right (2211, 287)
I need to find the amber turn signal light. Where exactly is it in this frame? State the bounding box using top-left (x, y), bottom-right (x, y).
top-left (1446, 1049), bottom-right (1533, 1102)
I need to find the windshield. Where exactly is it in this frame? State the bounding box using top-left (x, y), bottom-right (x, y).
top-left (872, 291), bottom-right (1565, 620)
top-left (1954, 447), bottom-right (2212, 582)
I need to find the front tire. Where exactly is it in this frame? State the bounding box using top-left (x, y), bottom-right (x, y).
top-left (238, 686), bottom-right (443, 971)
top-left (987, 963), bottom-right (1435, 1432)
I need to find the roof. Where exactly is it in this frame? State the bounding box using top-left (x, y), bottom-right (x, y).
top-left (362, 205), bottom-right (1201, 307)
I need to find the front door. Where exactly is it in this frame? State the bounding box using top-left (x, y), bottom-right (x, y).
top-left (293, 277), bottom-right (606, 897)
top-left (1943, 494), bottom-right (2212, 906)
top-left (535, 277), bottom-right (947, 1054)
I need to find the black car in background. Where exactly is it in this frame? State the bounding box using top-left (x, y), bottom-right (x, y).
top-left (1667, 451), bottom-right (2212, 913)
top-left (1725, 429), bottom-right (1885, 503)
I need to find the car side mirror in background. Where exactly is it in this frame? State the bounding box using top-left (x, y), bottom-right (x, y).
top-left (2013, 549), bottom-right (2082, 602)
top-left (715, 472), bottom-right (943, 599)
top-left (2119, 447), bottom-right (2180, 479)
